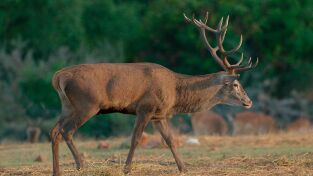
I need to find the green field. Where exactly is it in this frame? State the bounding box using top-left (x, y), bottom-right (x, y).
top-left (1, 131), bottom-right (313, 176)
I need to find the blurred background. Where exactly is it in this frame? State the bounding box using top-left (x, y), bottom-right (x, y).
top-left (0, 0), bottom-right (312, 143)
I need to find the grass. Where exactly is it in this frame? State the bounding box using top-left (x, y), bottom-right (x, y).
top-left (1, 131), bottom-right (313, 175)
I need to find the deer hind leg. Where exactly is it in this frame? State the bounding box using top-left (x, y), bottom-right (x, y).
top-left (60, 119), bottom-right (83, 170)
top-left (50, 120), bottom-right (62, 176)
top-left (123, 113), bottom-right (152, 174)
top-left (60, 109), bottom-right (99, 171)
top-left (153, 119), bottom-right (187, 173)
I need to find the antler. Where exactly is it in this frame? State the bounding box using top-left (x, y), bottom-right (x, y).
top-left (183, 12), bottom-right (258, 74)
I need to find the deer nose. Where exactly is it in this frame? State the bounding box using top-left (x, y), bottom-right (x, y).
top-left (243, 100), bottom-right (252, 109)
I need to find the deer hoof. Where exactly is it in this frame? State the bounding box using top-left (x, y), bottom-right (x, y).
top-left (123, 165), bottom-right (131, 174)
top-left (53, 172), bottom-right (60, 176)
top-left (76, 159), bottom-right (85, 170)
top-left (179, 167), bottom-right (188, 173)
top-left (76, 163), bottom-right (84, 170)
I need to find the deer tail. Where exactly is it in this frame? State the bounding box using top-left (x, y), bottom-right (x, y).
top-left (52, 71), bottom-right (73, 108)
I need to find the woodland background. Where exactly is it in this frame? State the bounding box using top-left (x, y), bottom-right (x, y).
top-left (0, 0), bottom-right (312, 141)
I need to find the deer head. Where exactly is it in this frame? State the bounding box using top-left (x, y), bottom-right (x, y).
top-left (184, 12), bottom-right (258, 109)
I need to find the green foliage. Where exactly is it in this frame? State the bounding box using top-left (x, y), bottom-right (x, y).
top-left (1, 0), bottom-right (312, 91)
top-left (19, 77), bottom-right (59, 117)
top-left (82, 0), bottom-right (142, 48)
top-left (80, 113), bottom-right (135, 138)
top-left (0, 0), bottom-right (84, 57)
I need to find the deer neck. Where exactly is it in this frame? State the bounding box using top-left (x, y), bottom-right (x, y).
top-left (173, 73), bottom-right (223, 113)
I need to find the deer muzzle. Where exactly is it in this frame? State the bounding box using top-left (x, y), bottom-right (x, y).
top-left (243, 100), bottom-right (252, 109)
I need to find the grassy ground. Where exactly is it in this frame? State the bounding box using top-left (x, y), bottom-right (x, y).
top-left (1, 131), bottom-right (313, 176)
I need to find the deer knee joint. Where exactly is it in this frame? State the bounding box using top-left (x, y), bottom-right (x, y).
top-left (50, 125), bottom-right (63, 142)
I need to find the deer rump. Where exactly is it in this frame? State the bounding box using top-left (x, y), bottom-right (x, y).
top-left (53, 63), bottom-right (179, 119)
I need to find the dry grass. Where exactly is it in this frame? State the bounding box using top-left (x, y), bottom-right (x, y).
top-left (1, 130), bottom-right (313, 176)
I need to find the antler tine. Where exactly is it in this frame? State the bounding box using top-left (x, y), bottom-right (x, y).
top-left (217, 17), bottom-right (224, 31)
top-left (227, 34), bottom-right (243, 55)
top-left (193, 19), bottom-right (203, 27)
top-left (204, 11), bottom-right (209, 24)
top-left (216, 17), bottom-right (225, 52)
top-left (252, 57), bottom-right (259, 68)
top-left (183, 13), bottom-right (192, 22)
top-left (225, 54), bottom-right (260, 74)
top-left (184, 13), bottom-right (201, 28)
top-left (221, 28), bottom-right (228, 43)
top-left (184, 13), bottom-right (200, 28)
top-left (247, 57), bottom-right (252, 65)
top-left (192, 12), bottom-right (217, 32)
top-left (222, 15), bottom-right (229, 31)
top-left (233, 57), bottom-right (259, 72)
top-left (221, 16), bottom-right (229, 42)
top-left (201, 23), bottom-right (217, 32)
top-left (219, 34), bottom-right (243, 55)
top-left (233, 53), bottom-right (244, 66)
top-left (185, 13), bottom-right (213, 31)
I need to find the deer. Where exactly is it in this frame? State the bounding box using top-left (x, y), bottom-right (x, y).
top-left (50, 11), bottom-right (258, 175)
top-left (191, 111), bottom-right (228, 135)
top-left (26, 119), bottom-right (42, 143)
top-left (287, 116), bottom-right (311, 132)
top-left (231, 111), bottom-right (276, 135)
top-left (26, 126), bottom-right (41, 143)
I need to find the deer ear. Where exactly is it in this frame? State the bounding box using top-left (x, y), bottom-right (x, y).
top-left (213, 74), bottom-right (239, 85)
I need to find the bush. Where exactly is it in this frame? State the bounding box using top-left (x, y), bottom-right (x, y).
top-left (0, 0), bottom-right (84, 57)
top-left (80, 113), bottom-right (135, 138)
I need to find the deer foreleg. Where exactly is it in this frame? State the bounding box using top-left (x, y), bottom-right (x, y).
top-left (153, 119), bottom-right (187, 173)
top-left (124, 113), bottom-right (151, 174)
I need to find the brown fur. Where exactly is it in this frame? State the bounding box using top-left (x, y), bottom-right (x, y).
top-left (287, 116), bottom-right (311, 132)
top-left (191, 111), bottom-right (228, 135)
top-left (233, 112), bottom-right (276, 135)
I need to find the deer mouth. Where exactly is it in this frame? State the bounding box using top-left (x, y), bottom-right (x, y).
top-left (242, 102), bottom-right (252, 109)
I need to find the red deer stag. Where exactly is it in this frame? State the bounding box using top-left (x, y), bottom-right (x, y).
top-left (191, 111), bottom-right (228, 135)
top-left (233, 111), bottom-right (276, 135)
top-left (287, 116), bottom-right (311, 132)
top-left (50, 11), bottom-right (258, 175)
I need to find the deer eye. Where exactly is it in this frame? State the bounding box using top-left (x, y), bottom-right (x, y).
top-left (233, 84), bottom-right (239, 88)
